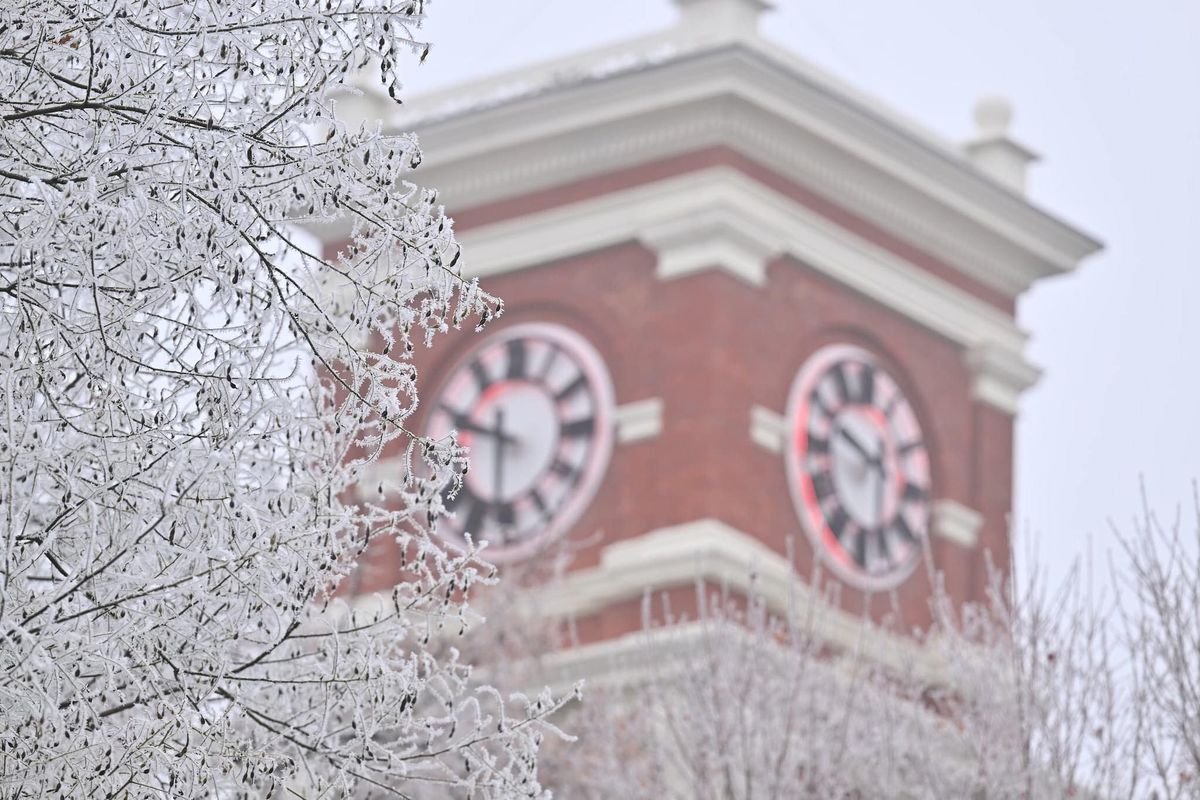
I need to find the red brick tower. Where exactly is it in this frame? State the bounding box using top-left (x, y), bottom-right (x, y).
top-left (332, 0), bottom-right (1100, 658)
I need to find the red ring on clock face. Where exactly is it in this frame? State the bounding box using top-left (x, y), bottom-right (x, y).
top-left (424, 323), bottom-right (614, 562)
top-left (784, 344), bottom-right (932, 590)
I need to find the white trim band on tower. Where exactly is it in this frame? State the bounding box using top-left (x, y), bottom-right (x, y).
top-left (537, 518), bottom-right (930, 675)
top-left (456, 167), bottom-right (1037, 415)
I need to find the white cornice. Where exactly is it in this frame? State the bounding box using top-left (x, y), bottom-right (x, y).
top-left (966, 341), bottom-right (1042, 414)
top-left (455, 167), bottom-right (1036, 414)
top-left (537, 518), bottom-right (933, 677)
top-left (639, 207), bottom-right (781, 286)
top-left (383, 44), bottom-right (1099, 299)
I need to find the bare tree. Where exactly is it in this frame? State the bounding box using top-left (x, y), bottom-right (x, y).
top-left (0, 1), bottom-right (569, 796)
top-left (1119, 489), bottom-right (1200, 800)
top-left (531, 539), bottom-right (1180, 799)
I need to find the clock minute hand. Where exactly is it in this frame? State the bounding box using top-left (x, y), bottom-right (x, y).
top-left (493, 407), bottom-right (506, 501)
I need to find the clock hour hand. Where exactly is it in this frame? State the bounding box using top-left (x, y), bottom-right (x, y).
top-left (444, 406), bottom-right (518, 446)
top-left (837, 424), bottom-right (882, 469)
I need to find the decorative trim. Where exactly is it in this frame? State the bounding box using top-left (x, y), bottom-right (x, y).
top-left (749, 404), bottom-right (786, 454)
top-left (640, 207), bottom-right (781, 286)
top-left (537, 518), bottom-right (931, 676)
top-left (388, 43), bottom-right (1100, 298)
top-left (931, 499), bottom-right (984, 548)
top-left (614, 397), bottom-right (664, 443)
top-left (455, 167), bottom-right (1035, 414)
top-left (966, 342), bottom-right (1042, 415)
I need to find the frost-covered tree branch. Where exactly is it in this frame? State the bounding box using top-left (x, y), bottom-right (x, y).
top-left (533, 534), bottom-right (1191, 799)
top-left (0, 1), bottom-right (568, 796)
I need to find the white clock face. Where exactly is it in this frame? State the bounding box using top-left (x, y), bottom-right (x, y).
top-left (785, 344), bottom-right (932, 590)
top-left (425, 323), bottom-right (614, 561)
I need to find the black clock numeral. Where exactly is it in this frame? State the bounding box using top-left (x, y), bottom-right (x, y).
top-left (897, 439), bottom-right (924, 457)
top-left (462, 497), bottom-right (488, 537)
top-left (528, 487), bottom-right (549, 517)
top-left (812, 469), bottom-right (836, 501)
top-left (440, 403), bottom-right (472, 431)
top-left (550, 457), bottom-right (579, 483)
top-left (810, 387), bottom-right (835, 419)
top-left (555, 373), bottom-right (588, 403)
top-left (903, 482), bottom-right (927, 503)
top-left (536, 343), bottom-right (560, 382)
top-left (828, 506), bottom-right (850, 543)
top-left (496, 501), bottom-right (515, 527)
top-left (807, 432), bottom-right (830, 456)
top-left (882, 391), bottom-right (902, 420)
top-left (851, 523), bottom-right (869, 567)
top-left (505, 339), bottom-right (527, 380)
top-left (873, 526), bottom-right (892, 563)
top-left (469, 359), bottom-right (492, 392)
top-left (442, 484), bottom-right (463, 512)
top-left (831, 363), bottom-right (851, 406)
top-left (560, 416), bottom-right (596, 439)
top-left (857, 364), bottom-right (876, 406)
top-left (891, 515), bottom-right (917, 544)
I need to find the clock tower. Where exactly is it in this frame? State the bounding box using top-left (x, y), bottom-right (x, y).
top-left (335, 0), bottom-right (1100, 655)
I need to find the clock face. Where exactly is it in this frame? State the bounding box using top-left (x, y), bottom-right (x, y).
top-left (785, 344), bottom-right (932, 590)
top-left (424, 322), bottom-right (615, 561)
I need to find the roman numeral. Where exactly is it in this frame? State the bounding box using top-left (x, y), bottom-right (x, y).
top-left (852, 523), bottom-right (868, 567)
top-left (882, 392), bottom-right (902, 420)
top-left (831, 363), bottom-right (851, 406)
top-left (828, 506), bottom-right (850, 542)
top-left (873, 526), bottom-right (892, 563)
top-left (462, 497), bottom-right (487, 537)
top-left (528, 487), bottom-right (548, 517)
top-left (560, 416), bottom-right (595, 439)
top-left (442, 484), bottom-right (463, 512)
top-left (807, 432), bottom-right (830, 456)
top-left (812, 469), bottom-right (835, 501)
top-left (891, 515), bottom-right (917, 544)
top-left (440, 403), bottom-right (471, 430)
top-left (496, 501), bottom-right (515, 527)
top-left (903, 482), bottom-right (927, 503)
top-left (811, 388), bottom-right (835, 418)
top-left (536, 344), bottom-right (560, 382)
top-left (858, 364), bottom-right (876, 406)
top-left (550, 457), bottom-right (579, 482)
top-left (506, 339), bottom-right (526, 380)
top-left (555, 373), bottom-right (588, 403)
top-left (469, 359), bottom-right (492, 392)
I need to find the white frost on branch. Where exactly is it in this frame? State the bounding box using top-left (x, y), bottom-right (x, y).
top-left (0, 1), bottom-right (569, 796)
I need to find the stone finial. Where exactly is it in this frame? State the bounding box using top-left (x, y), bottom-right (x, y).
top-left (963, 95), bottom-right (1039, 195)
top-left (973, 96), bottom-right (1014, 137)
top-left (673, 0), bottom-right (774, 40)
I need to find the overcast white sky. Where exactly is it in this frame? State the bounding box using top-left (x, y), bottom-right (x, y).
top-left (401, 0), bottom-right (1200, 585)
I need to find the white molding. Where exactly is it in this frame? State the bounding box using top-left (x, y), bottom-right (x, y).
top-left (966, 341), bottom-right (1042, 414)
top-left (931, 499), bottom-right (984, 548)
top-left (749, 404), bottom-right (786, 454)
top-left (538, 518), bottom-right (931, 676)
top-left (640, 207), bottom-right (781, 286)
top-left (614, 397), bottom-right (664, 443)
top-left (386, 43), bottom-right (1100, 298)
top-left (456, 167), bottom-right (1035, 414)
